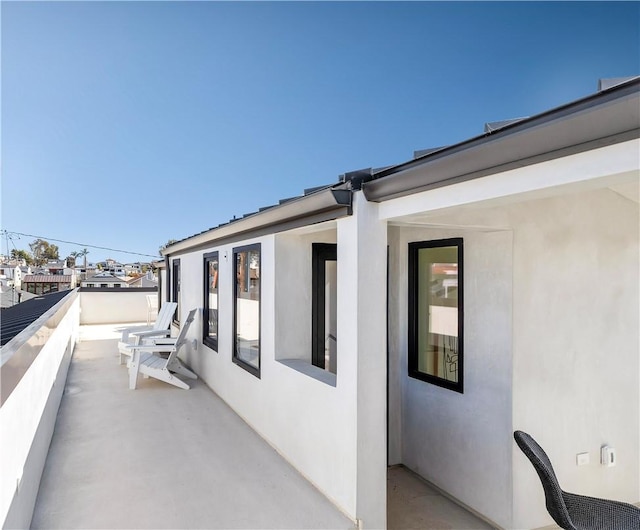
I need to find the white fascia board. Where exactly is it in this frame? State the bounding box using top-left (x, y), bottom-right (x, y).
top-left (378, 138), bottom-right (640, 221)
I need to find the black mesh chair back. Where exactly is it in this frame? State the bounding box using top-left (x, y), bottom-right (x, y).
top-left (514, 430), bottom-right (640, 530)
top-left (514, 431), bottom-right (576, 529)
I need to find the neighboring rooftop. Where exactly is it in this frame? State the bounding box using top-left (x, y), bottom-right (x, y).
top-left (83, 274), bottom-right (125, 283)
top-left (0, 290), bottom-right (70, 346)
top-left (22, 275), bottom-right (72, 283)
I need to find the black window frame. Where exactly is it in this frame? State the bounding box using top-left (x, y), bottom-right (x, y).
top-left (157, 266), bottom-right (163, 310)
top-left (311, 243), bottom-right (337, 371)
top-left (203, 251), bottom-right (219, 351)
top-left (172, 258), bottom-right (181, 324)
top-left (232, 243), bottom-right (261, 378)
top-left (408, 238), bottom-right (464, 393)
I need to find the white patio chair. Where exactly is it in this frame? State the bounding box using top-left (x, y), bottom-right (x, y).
top-left (126, 308), bottom-right (198, 390)
top-left (118, 301), bottom-right (177, 364)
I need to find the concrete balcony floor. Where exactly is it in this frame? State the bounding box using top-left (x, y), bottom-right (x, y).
top-left (32, 325), bottom-right (352, 529)
top-left (32, 324), bottom-right (493, 529)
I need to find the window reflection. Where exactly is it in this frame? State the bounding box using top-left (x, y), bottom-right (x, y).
top-left (409, 239), bottom-right (463, 392)
top-left (234, 245), bottom-right (260, 376)
top-left (204, 252), bottom-right (218, 349)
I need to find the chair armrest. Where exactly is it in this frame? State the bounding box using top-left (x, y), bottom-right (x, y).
top-left (126, 344), bottom-right (176, 353)
top-left (151, 339), bottom-right (177, 346)
top-left (121, 325), bottom-right (154, 342)
top-left (132, 329), bottom-right (171, 339)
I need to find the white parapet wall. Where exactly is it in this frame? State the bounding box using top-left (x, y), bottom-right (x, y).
top-left (79, 289), bottom-right (156, 324)
top-left (0, 292), bottom-right (80, 529)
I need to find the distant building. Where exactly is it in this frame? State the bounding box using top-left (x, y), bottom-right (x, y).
top-left (97, 259), bottom-right (125, 276)
top-left (124, 262), bottom-right (143, 275)
top-left (42, 259), bottom-right (68, 274)
top-left (74, 262), bottom-right (98, 280)
top-left (126, 270), bottom-right (157, 288)
top-left (0, 264), bottom-right (24, 290)
top-left (81, 273), bottom-right (128, 288)
top-left (22, 275), bottom-right (74, 295)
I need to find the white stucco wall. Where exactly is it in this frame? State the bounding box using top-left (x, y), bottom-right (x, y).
top-left (384, 176), bottom-right (639, 529)
top-left (173, 196), bottom-right (388, 528)
top-left (173, 233), bottom-right (361, 523)
top-left (510, 188), bottom-right (639, 529)
top-left (340, 194), bottom-right (388, 529)
top-left (274, 227), bottom-right (336, 362)
top-left (79, 290), bottom-right (154, 324)
top-left (388, 224), bottom-right (514, 529)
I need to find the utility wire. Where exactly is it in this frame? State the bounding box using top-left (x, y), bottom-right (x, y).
top-left (2, 230), bottom-right (159, 259)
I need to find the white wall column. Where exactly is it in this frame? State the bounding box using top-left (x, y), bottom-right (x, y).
top-left (338, 192), bottom-right (388, 529)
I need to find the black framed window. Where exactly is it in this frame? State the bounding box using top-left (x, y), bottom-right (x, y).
top-left (233, 244), bottom-right (260, 378)
top-left (312, 243), bottom-right (337, 374)
top-left (408, 238), bottom-right (463, 393)
top-left (172, 259), bottom-right (181, 324)
top-left (203, 251), bottom-right (219, 351)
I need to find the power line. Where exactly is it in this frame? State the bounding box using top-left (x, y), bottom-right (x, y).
top-left (2, 230), bottom-right (159, 259)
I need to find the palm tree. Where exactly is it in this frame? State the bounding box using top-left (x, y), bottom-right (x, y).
top-left (76, 249), bottom-right (89, 279)
top-left (68, 251), bottom-right (80, 268)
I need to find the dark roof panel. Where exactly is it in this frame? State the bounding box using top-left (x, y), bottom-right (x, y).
top-left (23, 275), bottom-right (72, 283)
top-left (1, 290), bottom-right (72, 346)
top-left (165, 178), bottom-right (344, 251)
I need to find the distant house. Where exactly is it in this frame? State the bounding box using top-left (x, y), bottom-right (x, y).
top-left (0, 264), bottom-right (24, 290)
top-left (22, 275), bottom-right (74, 295)
top-left (81, 273), bottom-right (128, 288)
top-left (42, 259), bottom-right (68, 274)
top-left (126, 270), bottom-right (157, 288)
top-left (74, 262), bottom-right (97, 279)
top-left (124, 262), bottom-right (146, 275)
top-left (96, 259), bottom-right (125, 276)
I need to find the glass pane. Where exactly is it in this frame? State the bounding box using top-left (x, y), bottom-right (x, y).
top-left (207, 258), bottom-right (218, 342)
top-left (324, 260), bottom-right (337, 374)
top-left (235, 248), bottom-right (260, 369)
top-left (417, 246), bottom-right (459, 383)
top-left (173, 262), bottom-right (181, 321)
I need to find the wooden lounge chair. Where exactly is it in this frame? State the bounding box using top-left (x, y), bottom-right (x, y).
top-left (118, 301), bottom-right (177, 365)
top-left (127, 308), bottom-right (198, 390)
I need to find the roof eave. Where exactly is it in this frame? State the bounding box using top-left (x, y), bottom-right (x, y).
top-left (162, 187), bottom-right (352, 256)
top-left (363, 77), bottom-right (640, 202)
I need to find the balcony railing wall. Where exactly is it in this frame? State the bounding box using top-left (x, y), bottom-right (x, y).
top-left (79, 287), bottom-right (157, 324)
top-left (0, 288), bottom-right (155, 529)
top-left (0, 291), bottom-right (79, 529)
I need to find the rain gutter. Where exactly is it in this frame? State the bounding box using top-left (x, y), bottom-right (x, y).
top-left (163, 187), bottom-right (352, 257)
top-left (363, 77), bottom-right (640, 202)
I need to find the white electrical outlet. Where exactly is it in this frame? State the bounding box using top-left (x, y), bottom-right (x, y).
top-left (601, 446), bottom-right (616, 467)
top-left (576, 452), bottom-right (589, 466)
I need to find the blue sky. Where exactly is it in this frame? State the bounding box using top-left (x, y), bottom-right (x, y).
top-left (2, 1), bottom-right (639, 264)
